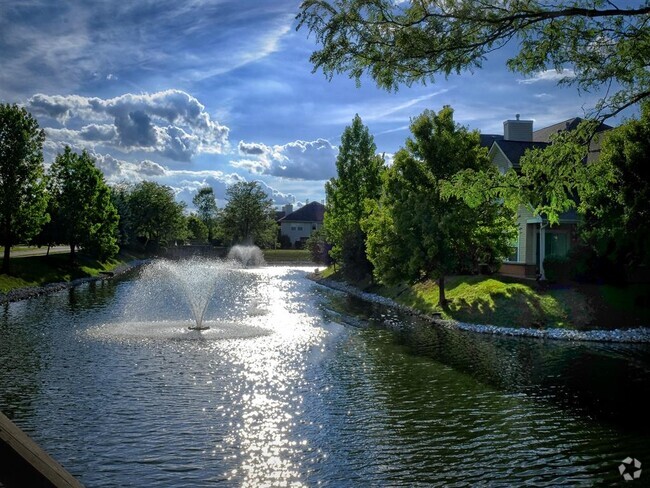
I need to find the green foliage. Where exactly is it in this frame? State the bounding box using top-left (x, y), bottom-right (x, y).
top-left (580, 103), bottom-right (650, 268)
top-left (323, 114), bottom-right (384, 279)
top-left (362, 107), bottom-right (516, 303)
top-left (48, 147), bottom-right (119, 260)
top-left (305, 227), bottom-right (332, 264)
top-left (187, 214), bottom-right (209, 242)
top-left (543, 255), bottom-right (571, 283)
top-left (0, 103), bottom-right (49, 274)
top-left (297, 0), bottom-right (650, 118)
top-left (126, 181), bottom-right (187, 251)
top-left (219, 181), bottom-right (277, 248)
top-left (192, 186), bottom-right (219, 241)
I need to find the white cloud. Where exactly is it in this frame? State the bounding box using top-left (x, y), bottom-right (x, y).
top-left (232, 138), bottom-right (338, 180)
top-left (29, 90), bottom-right (229, 161)
top-left (517, 69), bottom-right (576, 85)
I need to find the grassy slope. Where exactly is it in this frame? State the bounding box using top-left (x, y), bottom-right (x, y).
top-left (0, 251), bottom-right (139, 293)
top-left (320, 268), bottom-right (650, 330)
top-left (263, 249), bottom-right (312, 263)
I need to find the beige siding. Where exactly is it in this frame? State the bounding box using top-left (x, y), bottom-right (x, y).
top-left (516, 205), bottom-right (537, 263)
top-left (490, 149), bottom-right (511, 174)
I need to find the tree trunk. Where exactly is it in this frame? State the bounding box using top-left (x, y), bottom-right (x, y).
top-left (2, 218), bottom-right (11, 275)
top-left (438, 275), bottom-right (447, 308)
top-left (69, 242), bottom-right (76, 262)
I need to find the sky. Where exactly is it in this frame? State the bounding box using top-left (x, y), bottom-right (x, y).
top-left (0, 0), bottom-right (630, 209)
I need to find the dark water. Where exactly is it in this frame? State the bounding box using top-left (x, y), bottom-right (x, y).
top-left (0, 265), bottom-right (648, 486)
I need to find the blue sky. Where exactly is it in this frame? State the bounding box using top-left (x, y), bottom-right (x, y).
top-left (0, 0), bottom-right (627, 209)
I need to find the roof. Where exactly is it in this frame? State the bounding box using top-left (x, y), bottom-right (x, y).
top-left (278, 201), bottom-right (325, 223)
top-left (533, 117), bottom-right (613, 143)
top-left (492, 140), bottom-right (549, 169)
top-left (480, 134), bottom-right (504, 148)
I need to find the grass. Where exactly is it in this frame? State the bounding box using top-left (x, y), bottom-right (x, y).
top-left (317, 267), bottom-right (650, 330)
top-left (0, 251), bottom-right (136, 293)
top-left (263, 249), bottom-right (313, 263)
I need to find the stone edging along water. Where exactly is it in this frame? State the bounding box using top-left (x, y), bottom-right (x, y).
top-left (308, 274), bottom-right (650, 344)
top-left (1, 259), bottom-right (151, 305)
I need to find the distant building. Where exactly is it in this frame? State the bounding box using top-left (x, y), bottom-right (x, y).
top-left (482, 115), bottom-right (611, 279)
top-left (277, 201), bottom-right (325, 247)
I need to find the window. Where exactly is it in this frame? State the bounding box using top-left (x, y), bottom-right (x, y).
top-left (505, 236), bottom-right (519, 262)
top-left (291, 226), bottom-right (296, 231)
top-left (545, 232), bottom-right (569, 257)
top-left (297, 226), bottom-right (303, 231)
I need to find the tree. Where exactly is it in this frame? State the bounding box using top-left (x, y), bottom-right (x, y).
top-left (362, 107), bottom-right (515, 305)
top-left (219, 181), bottom-right (277, 248)
top-left (192, 186), bottom-right (219, 241)
top-left (323, 114), bottom-right (384, 279)
top-left (0, 104), bottom-right (49, 274)
top-left (48, 147), bottom-right (119, 261)
top-left (580, 103), bottom-right (650, 268)
top-left (306, 227), bottom-right (333, 264)
top-left (187, 214), bottom-right (209, 242)
top-left (126, 181), bottom-right (187, 251)
top-left (297, 0), bottom-right (650, 119)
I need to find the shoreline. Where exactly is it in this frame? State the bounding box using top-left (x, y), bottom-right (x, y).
top-left (1, 259), bottom-right (150, 305)
top-left (308, 273), bottom-right (650, 344)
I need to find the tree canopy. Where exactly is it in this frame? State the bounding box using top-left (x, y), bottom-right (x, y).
top-left (297, 0), bottom-right (650, 118)
top-left (0, 103), bottom-right (49, 273)
top-left (362, 106), bottom-right (515, 304)
top-left (323, 114), bottom-right (384, 279)
top-left (48, 147), bottom-right (119, 260)
top-left (126, 181), bottom-right (187, 251)
top-left (219, 181), bottom-right (277, 248)
top-left (580, 102), bottom-right (650, 268)
top-left (192, 186), bottom-right (219, 241)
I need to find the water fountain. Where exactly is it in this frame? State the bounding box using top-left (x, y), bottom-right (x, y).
top-left (89, 254), bottom-right (272, 341)
top-left (227, 245), bottom-right (265, 267)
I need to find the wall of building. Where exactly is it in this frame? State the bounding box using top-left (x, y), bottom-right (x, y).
top-left (280, 221), bottom-right (322, 245)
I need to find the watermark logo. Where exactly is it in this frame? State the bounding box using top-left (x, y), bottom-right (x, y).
top-left (619, 457), bottom-right (642, 482)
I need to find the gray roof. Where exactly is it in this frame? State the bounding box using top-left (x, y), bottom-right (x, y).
top-left (492, 140), bottom-right (549, 168)
top-left (278, 201), bottom-right (325, 223)
top-left (533, 117), bottom-right (613, 163)
top-left (480, 134), bottom-right (504, 148)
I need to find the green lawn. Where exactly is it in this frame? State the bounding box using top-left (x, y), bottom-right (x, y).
top-left (317, 268), bottom-right (650, 330)
top-left (0, 252), bottom-right (136, 293)
top-left (263, 249), bottom-right (313, 263)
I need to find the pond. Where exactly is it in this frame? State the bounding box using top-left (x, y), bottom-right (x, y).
top-left (1, 263), bottom-right (649, 486)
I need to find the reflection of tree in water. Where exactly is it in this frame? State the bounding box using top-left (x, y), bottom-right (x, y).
top-left (322, 291), bottom-right (650, 435)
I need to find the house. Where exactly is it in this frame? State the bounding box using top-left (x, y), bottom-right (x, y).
top-left (483, 115), bottom-right (611, 279)
top-left (278, 201), bottom-right (325, 247)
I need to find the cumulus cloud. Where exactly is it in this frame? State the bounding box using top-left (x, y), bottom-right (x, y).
top-left (517, 69), bottom-right (576, 85)
top-left (75, 150), bottom-right (297, 207)
top-left (232, 138), bottom-right (338, 180)
top-left (28, 90), bottom-right (229, 161)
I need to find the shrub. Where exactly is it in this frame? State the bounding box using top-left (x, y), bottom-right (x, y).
top-left (543, 254), bottom-right (570, 283)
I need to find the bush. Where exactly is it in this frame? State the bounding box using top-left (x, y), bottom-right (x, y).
top-left (278, 234), bottom-right (292, 249)
top-left (543, 254), bottom-right (570, 283)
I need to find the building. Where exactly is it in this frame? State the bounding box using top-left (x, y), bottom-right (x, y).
top-left (277, 201), bottom-right (325, 247)
top-left (483, 115), bottom-right (611, 279)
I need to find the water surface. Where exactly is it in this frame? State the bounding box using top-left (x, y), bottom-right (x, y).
top-left (0, 265), bottom-right (648, 486)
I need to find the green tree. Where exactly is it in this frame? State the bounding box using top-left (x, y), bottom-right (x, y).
top-left (0, 104), bottom-right (49, 274)
top-left (362, 107), bottom-right (515, 305)
top-left (324, 114), bottom-right (384, 279)
top-left (48, 147), bottom-right (119, 261)
top-left (305, 227), bottom-right (332, 265)
top-left (219, 181), bottom-right (277, 248)
top-left (187, 213), bottom-right (209, 242)
top-left (126, 181), bottom-right (187, 251)
top-left (580, 103), bottom-right (650, 268)
top-left (192, 186), bottom-right (219, 241)
top-left (297, 0), bottom-right (650, 118)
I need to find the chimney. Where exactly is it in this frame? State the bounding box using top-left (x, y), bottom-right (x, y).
top-left (503, 114), bottom-right (533, 141)
top-left (283, 204), bottom-right (293, 214)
